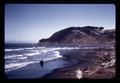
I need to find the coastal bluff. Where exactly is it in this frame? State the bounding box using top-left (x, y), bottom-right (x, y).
top-left (38, 26), bottom-right (115, 47)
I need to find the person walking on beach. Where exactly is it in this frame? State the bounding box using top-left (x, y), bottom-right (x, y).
top-left (40, 60), bottom-right (44, 67)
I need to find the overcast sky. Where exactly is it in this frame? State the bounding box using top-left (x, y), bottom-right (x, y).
top-left (5, 4), bottom-right (115, 43)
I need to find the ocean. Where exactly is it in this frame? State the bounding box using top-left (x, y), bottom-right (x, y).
top-left (5, 43), bottom-right (81, 78)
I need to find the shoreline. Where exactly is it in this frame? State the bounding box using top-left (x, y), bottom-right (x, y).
top-left (42, 48), bottom-right (115, 79)
top-left (5, 57), bottom-right (78, 79)
top-left (5, 48), bottom-right (115, 79)
top-left (41, 61), bottom-right (85, 79)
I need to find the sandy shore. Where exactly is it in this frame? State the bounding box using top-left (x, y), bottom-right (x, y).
top-left (42, 48), bottom-right (115, 79)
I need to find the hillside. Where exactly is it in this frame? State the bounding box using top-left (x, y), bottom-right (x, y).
top-left (38, 26), bottom-right (115, 47)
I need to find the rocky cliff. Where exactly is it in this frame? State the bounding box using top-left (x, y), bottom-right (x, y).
top-left (38, 26), bottom-right (115, 47)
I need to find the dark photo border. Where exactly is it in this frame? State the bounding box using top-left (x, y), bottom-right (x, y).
top-left (0, 0), bottom-right (119, 82)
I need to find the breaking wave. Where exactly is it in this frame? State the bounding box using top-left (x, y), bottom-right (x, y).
top-left (5, 46), bottom-right (83, 73)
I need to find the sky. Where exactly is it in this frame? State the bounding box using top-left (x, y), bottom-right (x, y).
top-left (5, 4), bottom-right (115, 43)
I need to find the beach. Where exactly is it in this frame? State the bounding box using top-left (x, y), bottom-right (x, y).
top-left (42, 48), bottom-right (115, 79)
top-left (5, 47), bottom-right (115, 79)
top-left (5, 57), bottom-right (77, 79)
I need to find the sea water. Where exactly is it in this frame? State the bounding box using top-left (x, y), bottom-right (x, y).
top-left (5, 43), bottom-right (103, 78)
top-left (5, 43), bottom-right (82, 78)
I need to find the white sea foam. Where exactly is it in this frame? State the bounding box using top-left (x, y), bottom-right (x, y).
top-left (5, 51), bottom-right (62, 72)
top-left (24, 51), bottom-right (41, 56)
top-left (17, 56), bottom-right (28, 60)
top-left (81, 47), bottom-right (99, 49)
top-left (5, 48), bottom-right (24, 52)
top-left (5, 51), bottom-right (62, 70)
top-left (14, 48), bottom-right (24, 51)
top-left (42, 51), bottom-right (62, 62)
top-left (5, 49), bottom-right (13, 51)
top-left (5, 61), bottom-right (37, 72)
top-left (5, 54), bottom-right (23, 59)
top-left (48, 47), bottom-right (80, 51)
top-left (5, 47), bottom-right (80, 73)
top-left (41, 47), bottom-right (79, 53)
top-left (24, 47), bottom-right (36, 50)
top-left (37, 47), bottom-right (45, 49)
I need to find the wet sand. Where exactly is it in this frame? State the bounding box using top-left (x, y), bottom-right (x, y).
top-left (5, 58), bottom-right (77, 79)
top-left (42, 48), bottom-right (115, 79)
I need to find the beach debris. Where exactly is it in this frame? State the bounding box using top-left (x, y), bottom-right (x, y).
top-left (76, 69), bottom-right (83, 79)
top-left (101, 59), bottom-right (115, 68)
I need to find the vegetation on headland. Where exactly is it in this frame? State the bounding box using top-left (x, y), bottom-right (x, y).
top-left (38, 26), bottom-right (115, 47)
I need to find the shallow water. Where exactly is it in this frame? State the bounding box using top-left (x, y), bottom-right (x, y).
top-left (5, 57), bottom-right (78, 79)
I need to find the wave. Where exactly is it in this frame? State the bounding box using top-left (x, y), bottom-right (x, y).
top-left (37, 47), bottom-right (45, 49)
top-left (53, 47), bottom-right (80, 50)
top-left (42, 51), bottom-right (62, 62)
top-left (40, 47), bottom-right (79, 53)
top-left (24, 47), bottom-right (36, 50)
top-left (81, 47), bottom-right (99, 49)
top-left (5, 51), bottom-right (62, 73)
top-left (5, 46), bottom-right (79, 52)
top-left (5, 46), bottom-right (81, 73)
top-left (24, 51), bottom-right (41, 56)
top-left (5, 50), bottom-right (63, 72)
top-left (5, 47), bottom-right (36, 52)
top-left (5, 46), bottom-right (98, 52)
top-left (5, 48), bottom-right (24, 52)
top-left (5, 49), bottom-right (13, 51)
top-left (5, 61), bottom-right (37, 72)
top-left (5, 55), bottom-right (28, 60)
top-left (5, 54), bottom-right (23, 59)
top-left (15, 56), bottom-right (28, 60)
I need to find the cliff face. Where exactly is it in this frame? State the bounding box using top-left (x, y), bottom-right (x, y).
top-left (38, 26), bottom-right (115, 46)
